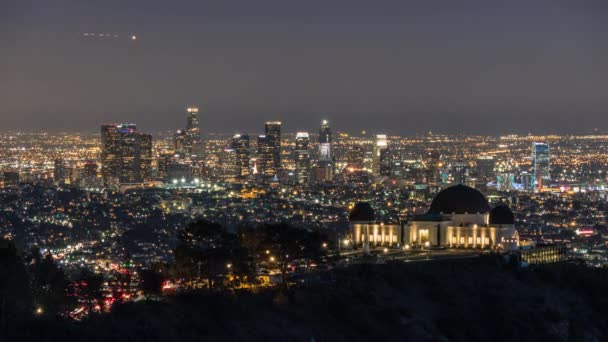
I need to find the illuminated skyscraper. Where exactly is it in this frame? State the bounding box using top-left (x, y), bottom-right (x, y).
top-left (532, 142), bottom-right (550, 191)
top-left (174, 129), bottom-right (188, 155)
top-left (426, 151), bottom-right (441, 184)
top-left (186, 107), bottom-right (201, 154)
top-left (219, 147), bottom-right (239, 182)
top-left (256, 121), bottom-right (281, 179)
top-left (100, 124), bottom-right (152, 185)
top-left (54, 158), bottom-right (66, 185)
top-left (257, 135), bottom-right (275, 178)
top-left (453, 161), bottom-right (468, 185)
top-left (318, 120), bottom-right (332, 161)
top-left (373, 134), bottom-right (388, 175)
top-left (475, 156), bottom-right (495, 183)
top-left (294, 132), bottom-right (310, 184)
top-left (231, 134), bottom-right (251, 180)
top-left (314, 120), bottom-right (334, 182)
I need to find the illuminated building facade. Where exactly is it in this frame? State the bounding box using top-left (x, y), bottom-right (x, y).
top-left (373, 134), bottom-right (388, 175)
top-left (532, 142), bottom-right (550, 192)
top-left (231, 134), bottom-right (250, 180)
top-left (265, 121), bottom-right (281, 174)
top-left (186, 107), bottom-right (201, 155)
top-left (100, 123), bottom-right (152, 185)
top-left (294, 132), bottom-right (310, 184)
top-left (349, 185), bottom-right (519, 251)
top-left (257, 135), bottom-right (275, 178)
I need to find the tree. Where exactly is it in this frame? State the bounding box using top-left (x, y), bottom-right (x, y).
top-left (140, 269), bottom-right (163, 299)
top-left (0, 239), bottom-right (31, 331)
top-left (75, 268), bottom-right (104, 314)
top-left (30, 253), bottom-right (77, 318)
top-left (254, 224), bottom-right (327, 291)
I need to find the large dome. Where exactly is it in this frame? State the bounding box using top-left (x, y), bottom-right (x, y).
top-left (349, 202), bottom-right (376, 222)
top-left (489, 205), bottom-right (514, 225)
top-left (428, 185), bottom-right (490, 214)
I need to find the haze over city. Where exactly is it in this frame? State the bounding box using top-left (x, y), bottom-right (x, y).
top-left (3, 2), bottom-right (608, 341)
top-left (3, 0), bottom-right (608, 134)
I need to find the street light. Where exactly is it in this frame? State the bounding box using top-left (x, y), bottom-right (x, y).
top-left (269, 256), bottom-right (275, 262)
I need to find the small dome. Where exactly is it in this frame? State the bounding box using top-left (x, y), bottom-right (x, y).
top-left (428, 184), bottom-right (490, 214)
top-left (349, 202), bottom-right (375, 222)
top-left (489, 205), bottom-right (514, 225)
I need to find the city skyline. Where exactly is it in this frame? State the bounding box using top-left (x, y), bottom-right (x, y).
top-left (3, 0), bottom-right (608, 134)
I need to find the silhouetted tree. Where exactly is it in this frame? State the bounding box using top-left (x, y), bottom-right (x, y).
top-left (255, 224), bottom-right (327, 290)
top-left (140, 269), bottom-right (164, 298)
top-left (0, 239), bottom-right (31, 331)
top-left (30, 253), bottom-right (77, 318)
top-left (75, 268), bottom-right (104, 314)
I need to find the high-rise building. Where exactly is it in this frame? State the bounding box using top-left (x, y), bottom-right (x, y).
top-left (219, 147), bottom-right (239, 182)
top-left (54, 158), bottom-right (66, 185)
top-left (318, 120), bottom-right (332, 161)
top-left (256, 121), bottom-right (281, 179)
top-left (426, 151), bottom-right (441, 184)
top-left (294, 132), bottom-right (310, 184)
top-left (257, 135), bottom-right (275, 178)
top-left (532, 142), bottom-right (550, 191)
top-left (231, 134), bottom-right (250, 180)
top-left (174, 130), bottom-right (188, 155)
top-left (345, 145), bottom-right (364, 170)
top-left (452, 161), bottom-right (468, 185)
top-left (373, 134), bottom-right (388, 175)
top-left (186, 107), bottom-right (201, 155)
top-left (476, 156), bottom-right (495, 183)
top-left (314, 120), bottom-right (334, 183)
top-left (264, 121), bottom-right (282, 174)
top-left (100, 124), bottom-right (152, 185)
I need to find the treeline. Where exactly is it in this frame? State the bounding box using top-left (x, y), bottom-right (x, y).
top-left (0, 221), bottom-right (330, 327)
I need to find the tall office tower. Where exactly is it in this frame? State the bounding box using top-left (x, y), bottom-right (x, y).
top-left (174, 129), bottom-right (188, 155)
top-left (257, 135), bottom-right (276, 178)
top-left (373, 134), bottom-right (388, 175)
top-left (100, 124), bottom-right (120, 183)
top-left (100, 124), bottom-right (152, 185)
top-left (219, 147), bottom-right (239, 182)
top-left (532, 142), bottom-right (550, 191)
top-left (476, 156), bottom-right (495, 183)
top-left (186, 107), bottom-right (201, 154)
top-left (54, 158), bottom-right (66, 185)
top-left (157, 152), bottom-right (174, 181)
top-left (379, 147), bottom-right (392, 176)
top-left (426, 151), bottom-right (441, 184)
top-left (521, 171), bottom-right (534, 191)
top-left (231, 134), bottom-right (251, 180)
top-left (452, 161), bottom-right (469, 185)
top-left (265, 121), bottom-right (282, 174)
top-left (345, 145), bottom-right (364, 170)
top-left (318, 120), bottom-right (332, 161)
top-left (314, 120), bottom-right (334, 183)
top-left (80, 161), bottom-right (99, 188)
top-left (294, 132), bottom-right (311, 184)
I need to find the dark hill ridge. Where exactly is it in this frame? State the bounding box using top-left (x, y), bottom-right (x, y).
top-left (5, 257), bottom-right (608, 341)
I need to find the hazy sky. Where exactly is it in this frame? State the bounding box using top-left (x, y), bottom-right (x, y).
top-left (2, 0), bottom-right (607, 135)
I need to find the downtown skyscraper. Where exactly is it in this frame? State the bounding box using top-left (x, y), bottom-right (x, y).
top-left (294, 132), bottom-right (311, 184)
top-left (314, 120), bottom-right (334, 182)
top-left (257, 121), bottom-right (281, 179)
top-left (231, 134), bottom-right (251, 180)
top-left (186, 107), bottom-right (201, 155)
top-left (100, 124), bottom-right (152, 186)
top-left (532, 142), bottom-right (551, 191)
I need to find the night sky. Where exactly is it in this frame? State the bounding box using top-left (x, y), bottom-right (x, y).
top-left (2, 0), bottom-right (607, 135)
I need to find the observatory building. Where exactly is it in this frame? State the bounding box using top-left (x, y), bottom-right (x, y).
top-left (349, 184), bottom-right (519, 251)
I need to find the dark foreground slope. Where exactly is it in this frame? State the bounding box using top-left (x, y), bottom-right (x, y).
top-left (7, 257), bottom-right (608, 342)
